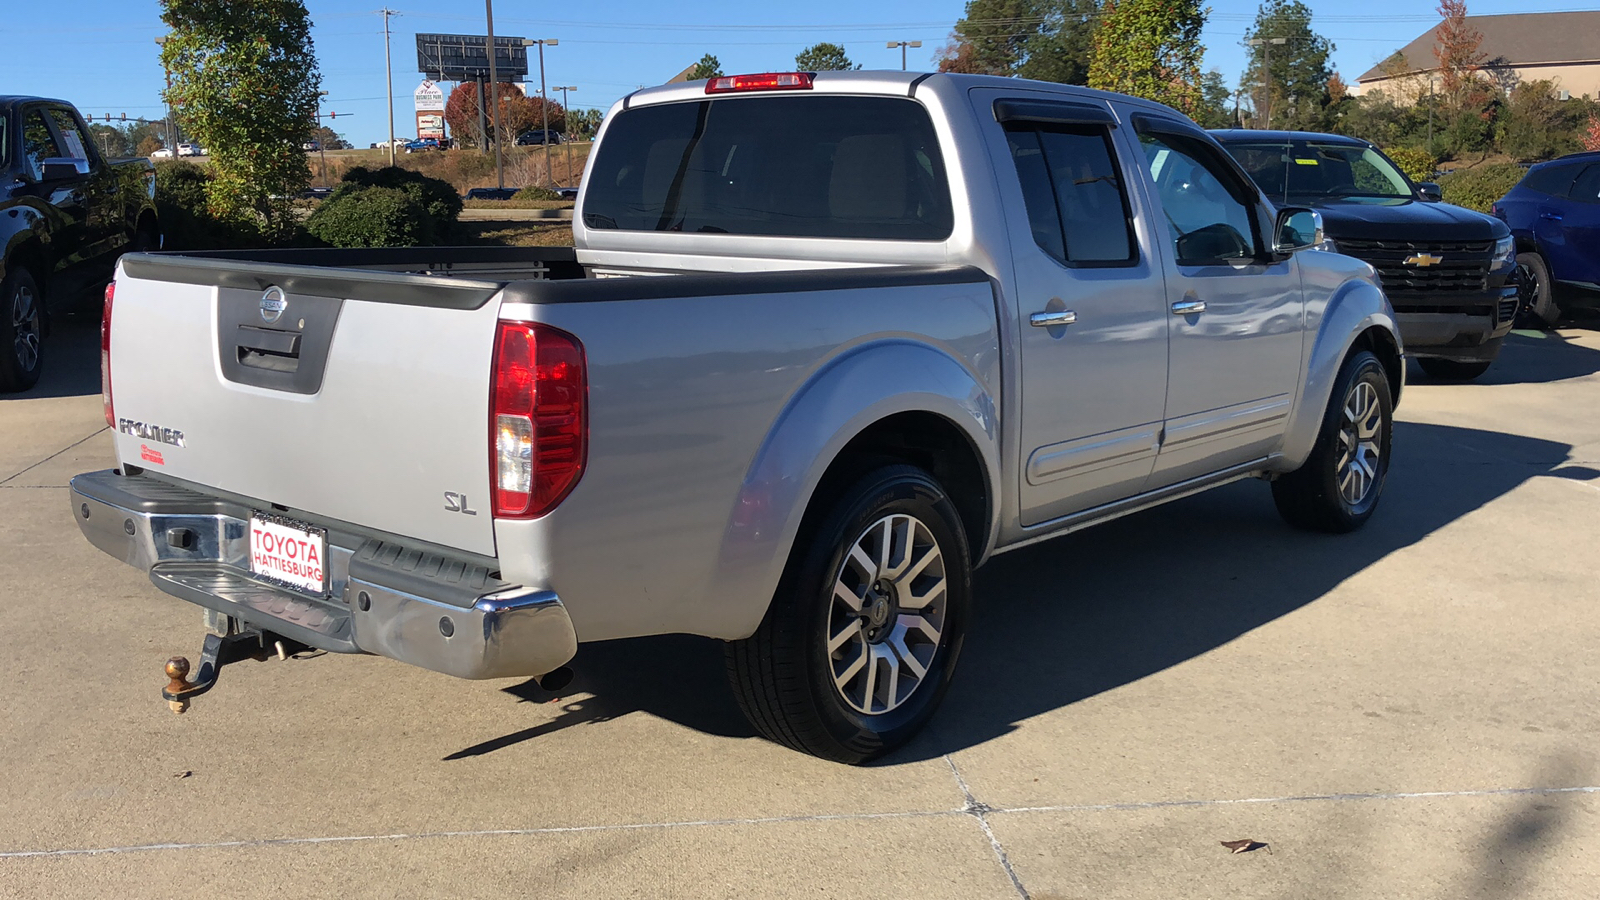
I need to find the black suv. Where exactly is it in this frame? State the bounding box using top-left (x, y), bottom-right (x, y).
top-left (2, 96), bottom-right (159, 391)
top-left (1212, 130), bottom-right (1518, 381)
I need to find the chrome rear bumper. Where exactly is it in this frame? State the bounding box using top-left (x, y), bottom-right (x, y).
top-left (70, 469), bottom-right (577, 680)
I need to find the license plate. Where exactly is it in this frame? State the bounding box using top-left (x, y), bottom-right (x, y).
top-left (248, 514), bottom-right (327, 596)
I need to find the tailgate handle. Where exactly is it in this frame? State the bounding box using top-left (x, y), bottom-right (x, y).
top-left (236, 325), bottom-right (302, 372)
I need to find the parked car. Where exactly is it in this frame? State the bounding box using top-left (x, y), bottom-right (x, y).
top-left (464, 187), bottom-right (521, 201)
top-left (403, 138), bottom-right (440, 153)
top-left (78, 72), bottom-right (1401, 762)
top-left (1213, 129), bottom-right (1518, 381)
top-left (149, 147), bottom-right (173, 159)
top-left (1492, 150), bottom-right (1600, 325)
top-left (554, 187), bottom-right (578, 200)
top-left (516, 130), bottom-right (563, 146)
top-left (1, 95), bottom-right (159, 391)
top-left (176, 142), bottom-right (199, 157)
top-left (301, 140), bottom-right (321, 152)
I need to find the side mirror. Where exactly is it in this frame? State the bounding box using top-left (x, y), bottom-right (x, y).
top-left (41, 157), bottom-right (90, 181)
top-left (1415, 181), bottom-right (1442, 202)
top-left (1272, 206), bottom-right (1324, 254)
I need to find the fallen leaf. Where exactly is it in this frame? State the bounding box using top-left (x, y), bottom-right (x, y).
top-left (173, 771), bottom-right (193, 779)
top-left (1220, 839), bottom-right (1269, 854)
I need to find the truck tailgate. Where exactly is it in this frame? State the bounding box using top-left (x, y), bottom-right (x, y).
top-left (107, 257), bottom-right (505, 557)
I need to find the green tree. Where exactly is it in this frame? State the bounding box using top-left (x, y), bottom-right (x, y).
top-left (688, 54), bottom-right (723, 80)
top-left (1242, 0), bottom-right (1334, 131)
top-left (159, 0), bottom-right (320, 242)
top-left (568, 108), bottom-right (605, 141)
top-left (87, 123), bottom-right (134, 157)
top-left (1088, 0), bottom-right (1207, 115)
top-left (310, 125), bottom-right (351, 151)
top-left (796, 42), bottom-right (858, 71)
top-left (940, 0), bottom-right (1098, 84)
top-left (1193, 70), bottom-right (1236, 128)
top-left (1017, 0), bottom-right (1100, 85)
top-left (1498, 81), bottom-right (1571, 161)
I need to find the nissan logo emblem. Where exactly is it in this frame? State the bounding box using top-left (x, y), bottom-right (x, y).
top-left (260, 286), bottom-right (287, 324)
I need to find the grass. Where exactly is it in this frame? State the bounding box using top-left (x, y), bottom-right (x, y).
top-left (461, 198), bottom-right (574, 210)
top-left (452, 221), bottom-right (575, 247)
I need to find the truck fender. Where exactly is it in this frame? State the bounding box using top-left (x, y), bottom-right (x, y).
top-left (710, 339), bottom-right (1000, 640)
top-left (1278, 275), bottom-right (1402, 470)
top-left (1, 209), bottom-right (50, 284)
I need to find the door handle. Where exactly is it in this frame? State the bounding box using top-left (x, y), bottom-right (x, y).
top-left (1540, 212), bottom-right (1564, 221)
top-left (1029, 310), bottom-right (1077, 328)
top-left (1170, 300), bottom-right (1207, 316)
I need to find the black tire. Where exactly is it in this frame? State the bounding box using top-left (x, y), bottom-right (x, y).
top-left (0, 265), bottom-right (43, 393)
top-left (1272, 350), bottom-right (1393, 533)
top-left (1517, 251), bottom-right (1560, 326)
top-left (1417, 357), bottom-right (1493, 381)
top-left (725, 464), bottom-right (972, 764)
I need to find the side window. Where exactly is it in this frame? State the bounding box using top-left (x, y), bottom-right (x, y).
top-left (47, 108), bottom-right (90, 160)
top-left (1522, 163), bottom-right (1577, 197)
top-left (1139, 131), bottom-right (1260, 265)
top-left (1569, 165), bottom-right (1600, 204)
top-left (1005, 123), bottom-right (1136, 266)
top-left (21, 110), bottom-right (60, 181)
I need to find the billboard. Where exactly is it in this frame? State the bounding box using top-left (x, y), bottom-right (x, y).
top-left (416, 113), bottom-right (445, 141)
top-left (416, 33), bottom-right (529, 81)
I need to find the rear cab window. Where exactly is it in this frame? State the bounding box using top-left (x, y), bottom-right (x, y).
top-left (582, 95), bottom-right (954, 240)
top-left (1004, 122), bottom-right (1137, 267)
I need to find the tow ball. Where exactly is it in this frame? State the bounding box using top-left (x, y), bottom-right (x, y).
top-left (162, 626), bottom-right (303, 714)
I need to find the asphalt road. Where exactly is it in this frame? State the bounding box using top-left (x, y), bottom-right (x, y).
top-left (3, 310), bottom-right (1599, 899)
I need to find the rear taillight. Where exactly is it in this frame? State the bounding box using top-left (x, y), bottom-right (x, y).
top-left (101, 281), bottom-right (114, 428)
top-left (705, 72), bottom-right (814, 94)
top-left (491, 321), bottom-right (587, 518)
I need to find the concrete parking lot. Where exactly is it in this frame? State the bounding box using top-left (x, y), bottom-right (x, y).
top-left (2, 310), bottom-right (1598, 899)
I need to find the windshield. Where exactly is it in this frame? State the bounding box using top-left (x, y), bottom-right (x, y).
top-left (1222, 141), bottom-right (1413, 203)
top-left (582, 95), bottom-right (953, 240)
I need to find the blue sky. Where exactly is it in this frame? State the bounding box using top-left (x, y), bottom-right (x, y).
top-left (9, 1), bottom-right (1599, 147)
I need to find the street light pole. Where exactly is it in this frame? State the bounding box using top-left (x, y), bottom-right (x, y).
top-left (1246, 36), bottom-right (1287, 130)
top-left (316, 90), bottom-right (329, 188)
top-left (524, 39), bottom-right (558, 186)
top-left (887, 40), bottom-right (922, 71)
top-left (556, 85), bottom-right (577, 187)
top-left (485, 1), bottom-right (503, 190)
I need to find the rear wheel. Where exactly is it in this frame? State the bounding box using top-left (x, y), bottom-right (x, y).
top-left (725, 464), bottom-right (971, 764)
top-left (1272, 350), bottom-right (1393, 533)
top-left (1517, 251), bottom-right (1560, 326)
top-left (0, 266), bottom-right (43, 393)
top-left (1417, 357), bottom-right (1493, 381)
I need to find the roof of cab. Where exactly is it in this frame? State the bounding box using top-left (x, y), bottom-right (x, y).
top-left (1209, 129), bottom-right (1371, 146)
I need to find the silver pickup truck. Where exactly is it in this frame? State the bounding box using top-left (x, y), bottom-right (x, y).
top-left (73, 72), bottom-right (1402, 763)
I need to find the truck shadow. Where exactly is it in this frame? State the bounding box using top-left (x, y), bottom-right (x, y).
top-left (1409, 328), bottom-right (1600, 385)
top-left (447, 421), bottom-right (1577, 763)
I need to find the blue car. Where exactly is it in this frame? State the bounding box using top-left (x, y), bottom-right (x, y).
top-left (1493, 151), bottom-right (1600, 324)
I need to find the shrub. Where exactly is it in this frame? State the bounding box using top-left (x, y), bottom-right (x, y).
top-left (1436, 163), bottom-right (1524, 212)
top-left (512, 186), bottom-right (561, 201)
top-left (304, 185), bottom-right (430, 248)
top-left (336, 166), bottom-right (462, 242)
top-left (153, 160), bottom-right (257, 250)
top-left (1383, 146), bottom-right (1438, 184)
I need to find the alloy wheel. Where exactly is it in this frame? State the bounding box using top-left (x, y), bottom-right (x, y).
top-left (1335, 380), bottom-right (1382, 506)
top-left (11, 282), bottom-right (39, 374)
top-left (826, 513), bottom-right (947, 716)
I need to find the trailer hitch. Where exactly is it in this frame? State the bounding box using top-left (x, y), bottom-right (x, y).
top-left (161, 625), bottom-right (307, 714)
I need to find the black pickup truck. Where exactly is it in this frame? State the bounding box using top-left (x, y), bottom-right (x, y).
top-left (1213, 130), bottom-right (1518, 381)
top-left (2, 96), bottom-right (159, 392)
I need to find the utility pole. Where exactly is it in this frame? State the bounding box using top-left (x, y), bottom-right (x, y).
top-left (380, 8), bottom-right (399, 167)
top-left (316, 90), bottom-right (329, 188)
top-left (525, 39), bottom-right (558, 185)
top-left (556, 85), bottom-right (577, 187)
top-left (887, 40), bottom-right (922, 71)
top-left (485, 1), bottom-right (503, 190)
top-left (154, 36), bottom-right (178, 153)
top-left (1246, 36), bottom-right (1287, 130)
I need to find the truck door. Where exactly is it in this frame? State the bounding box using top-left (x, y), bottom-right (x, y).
top-left (1550, 164), bottom-right (1600, 288)
top-left (978, 94), bottom-right (1170, 527)
top-left (45, 106), bottom-right (121, 263)
top-left (1130, 117), bottom-right (1306, 486)
top-left (19, 107), bottom-right (93, 291)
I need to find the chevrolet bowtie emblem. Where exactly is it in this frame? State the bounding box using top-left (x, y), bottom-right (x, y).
top-left (1404, 254), bottom-right (1443, 267)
